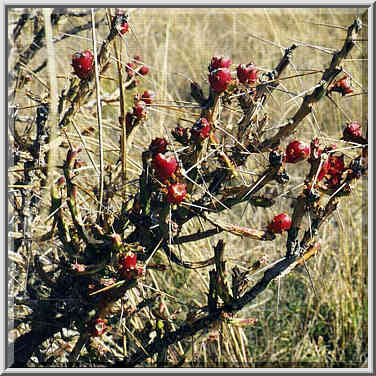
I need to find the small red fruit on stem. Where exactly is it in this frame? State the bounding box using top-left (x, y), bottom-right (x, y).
top-left (126, 62), bottom-right (136, 77)
top-left (133, 101), bottom-right (147, 119)
top-left (91, 318), bottom-right (106, 337)
top-left (328, 75), bottom-right (354, 96)
top-left (191, 118), bottom-right (211, 140)
top-left (268, 213), bottom-right (291, 234)
top-left (236, 64), bottom-right (259, 85)
top-left (317, 160), bottom-right (330, 181)
top-left (119, 252), bottom-right (137, 280)
top-left (285, 140), bottom-right (310, 163)
top-left (152, 153), bottom-right (178, 180)
top-left (119, 21), bottom-right (129, 34)
top-left (72, 50), bottom-right (94, 80)
top-left (209, 56), bottom-right (232, 72)
top-left (149, 138), bottom-right (168, 154)
top-left (123, 255), bottom-right (137, 270)
top-left (327, 154), bottom-right (345, 177)
top-left (208, 69), bottom-right (232, 93)
top-left (167, 183), bottom-right (187, 204)
top-left (342, 121), bottom-right (362, 142)
top-left (142, 90), bottom-right (155, 104)
top-left (139, 65), bottom-right (149, 76)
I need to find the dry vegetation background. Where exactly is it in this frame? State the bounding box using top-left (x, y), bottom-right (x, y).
top-left (8, 7), bottom-right (368, 368)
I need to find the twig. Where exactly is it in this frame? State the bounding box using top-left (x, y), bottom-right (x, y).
top-left (113, 252), bottom-right (305, 366)
top-left (91, 9), bottom-right (105, 222)
top-left (260, 18), bottom-right (362, 150)
top-left (40, 8), bottom-right (59, 220)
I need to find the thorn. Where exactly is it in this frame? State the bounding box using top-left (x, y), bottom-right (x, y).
top-left (277, 276), bottom-right (281, 318)
top-left (302, 258), bottom-right (318, 299)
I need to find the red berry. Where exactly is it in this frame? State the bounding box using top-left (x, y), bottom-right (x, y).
top-left (285, 140), bottom-right (310, 163)
top-left (133, 101), bottom-right (146, 119)
top-left (268, 213), bottom-right (291, 234)
top-left (236, 64), bottom-right (259, 85)
top-left (139, 65), bottom-right (149, 75)
top-left (208, 69), bottom-right (232, 93)
top-left (317, 160), bottom-right (330, 181)
top-left (149, 138), bottom-right (168, 154)
top-left (120, 251), bottom-right (137, 271)
top-left (209, 56), bottom-right (232, 72)
top-left (72, 50), bottom-right (94, 79)
top-left (329, 75), bottom-right (354, 96)
top-left (126, 62), bottom-right (136, 77)
top-left (328, 154), bottom-right (345, 177)
top-left (152, 153), bottom-right (177, 180)
top-left (343, 121), bottom-right (362, 142)
top-left (141, 90), bottom-right (155, 104)
top-left (167, 183), bottom-right (187, 204)
top-left (92, 318), bottom-right (106, 337)
top-left (191, 118), bottom-right (211, 140)
top-left (120, 21), bottom-right (129, 34)
top-left (134, 55), bottom-right (141, 62)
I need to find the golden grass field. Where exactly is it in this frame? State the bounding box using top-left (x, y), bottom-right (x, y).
top-left (8, 7), bottom-right (368, 368)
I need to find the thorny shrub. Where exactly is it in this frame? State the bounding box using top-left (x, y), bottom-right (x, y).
top-left (8, 8), bottom-right (368, 368)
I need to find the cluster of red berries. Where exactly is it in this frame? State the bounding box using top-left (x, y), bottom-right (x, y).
top-left (72, 50), bottom-right (94, 80)
top-left (207, 55), bottom-right (261, 93)
top-left (126, 55), bottom-right (149, 79)
top-left (312, 144), bottom-right (345, 188)
top-left (171, 118), bottom-right (211, 146)
top-left (268, 213), bottom-right (291, 234)
top-left (149, 138), bottom-right (187, 204)
top-left (124, 90), bottom-right (154, 127)
top-left (125, 101), bottom-right (146, 128)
